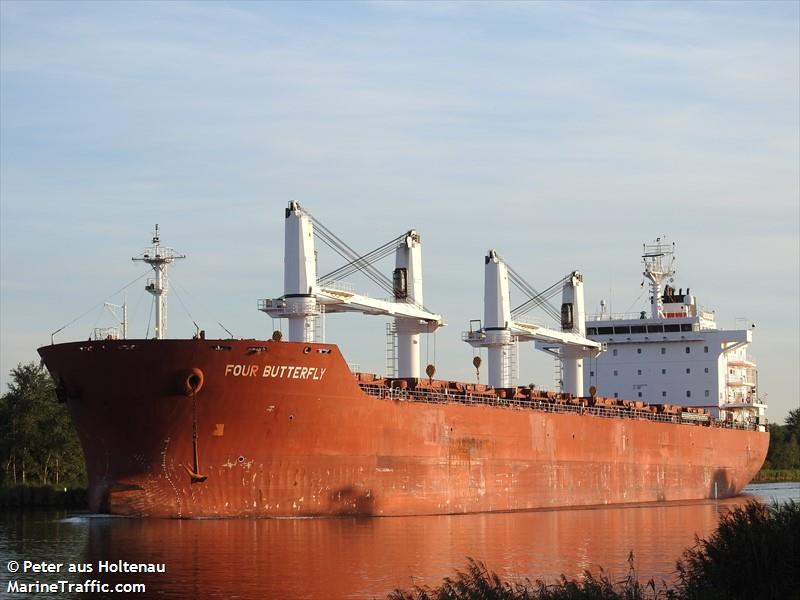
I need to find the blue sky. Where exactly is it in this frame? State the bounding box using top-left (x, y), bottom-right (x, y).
top-left (1, 1), bottom-right (798, 421)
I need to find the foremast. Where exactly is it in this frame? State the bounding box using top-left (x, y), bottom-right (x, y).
top-left (132, 225), bottom-right (185, 340)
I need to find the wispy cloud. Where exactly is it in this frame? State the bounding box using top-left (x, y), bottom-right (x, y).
top-left (1, 0), bottom-right (797, 418)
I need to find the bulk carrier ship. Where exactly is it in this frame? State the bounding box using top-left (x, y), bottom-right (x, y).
top-left (38, 203), bottom-right (768, 518)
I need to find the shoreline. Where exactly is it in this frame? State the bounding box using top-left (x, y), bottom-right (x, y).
top-left (0, 485), bottom-right (87, 509)
top-left (752, 469), bottom-right (800, 483)
top-left (2, 480), bottom-right (796, 512)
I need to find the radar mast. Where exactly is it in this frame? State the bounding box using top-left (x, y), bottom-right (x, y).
top-left (642, 237), bottom-right (675, 319)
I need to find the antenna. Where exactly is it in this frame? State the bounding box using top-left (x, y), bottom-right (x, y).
top-left (132, 225), bottom-right (185, 339)
top-left (642, 237), bottom-right (676, 319)
top-left (102, 299), bottom-right (128, 339)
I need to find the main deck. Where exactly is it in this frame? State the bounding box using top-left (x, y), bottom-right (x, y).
top-left (355, 373), bottom-right (757, 431)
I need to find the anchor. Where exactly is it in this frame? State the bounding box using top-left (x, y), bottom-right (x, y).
top-left (182, 370), bottom-right (207, 483)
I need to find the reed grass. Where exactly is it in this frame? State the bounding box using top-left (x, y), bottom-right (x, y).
top-left (674, 500), bottom-right (799, 600)
top-left (388, 553), bottom-right (670, 600)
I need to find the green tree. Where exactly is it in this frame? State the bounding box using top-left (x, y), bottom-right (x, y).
top-left (779, 409), bottom-right (800, 470)
top-left (0, 362), bottom-right (86, 487)
top-left (786, 408), bottom-right (800, 439)
top-left (762, 408), bottom-right (800, 471)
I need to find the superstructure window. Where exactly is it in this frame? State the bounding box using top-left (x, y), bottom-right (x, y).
top-left (587, 327), bottom-right (598, 335)
top-left (681, 324), bottom-right (693, 332)
top-left (613, 370), bottom-right (618, 376)
top-left (630, 325), bottom-right (646, 334)
top-left (686, 368), bottom-right (691, 374)
top-left (661, 391), bottom-right (666, 397)
top-left (685, 347), bottom-right (691, 354)
top-left (637, 392), bottom-right (642, 398)
top-left (637, 348), bottom-right (642, 354)
top-left (598, 327), bottom-right (613, 335)
top-left (614, 393), bottom-right (619, 398)
top-left (661, 369), bottom-right (666, 375)
top-left (705, 390), bottom-right (710, 397)
top-left (637, 369), bottom-right (642, 375)
top-left (614, 326), bottom-right (630, 334)
top-left (647, 325), bottom-right (664, 333)
top-left (590, 370), bottom-right (595, 377)
top-left (613, 349), bottom-right (618, 356)
top-left (664, 324), bottom-right (680, 332)
top-left (661, 347), bottom-right (666, 355)
top-left (704, 367), bottom-right (709, 373)
top-left (704, 346), bottom-right (709, 353)
top-left (686, 390), bottom-right (691, 398)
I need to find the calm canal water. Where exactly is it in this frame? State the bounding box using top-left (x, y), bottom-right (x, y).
top-left (1, 482), bottom-right (797, 600)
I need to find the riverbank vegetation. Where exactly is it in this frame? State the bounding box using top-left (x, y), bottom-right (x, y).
top-left (388, 500), bottom-right (799, 600)
top-left (753, 469), bottom-right (800, 483)
top-left (0, 485), bottom-right (87, 508)
top-left (759, 408), bottom-right (800, 478)
top-left (0, 362), bottom-right (87, 504)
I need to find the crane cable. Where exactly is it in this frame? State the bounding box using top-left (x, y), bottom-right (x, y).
top-left (308, 212), bottom-right (435, 316)
top-left (311, 216), bottom-right (395, 296)
top-left (506, 262), bottom-right (567, 322)
top-left (319, 233), bottom-right (405, 286)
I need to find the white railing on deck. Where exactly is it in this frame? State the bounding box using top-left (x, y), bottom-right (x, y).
top-left (586, 312), bottom-right (645, 322)
top-left (357, 383), bottom-right (758, 431)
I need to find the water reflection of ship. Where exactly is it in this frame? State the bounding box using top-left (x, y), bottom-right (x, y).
top-left (39, 203), bottom-right (768, 518)
top-left (83, 497), bottom-right (756, 598)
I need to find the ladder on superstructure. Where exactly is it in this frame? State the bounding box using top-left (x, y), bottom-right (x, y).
top-left (503, 337), bottom-right (519, 388)
top-left (553, 352), bottom-right (563, 392)
top-left (385, 322), bottom-right (398, 378)
top-left (313, 304), bottom-right (326, 343)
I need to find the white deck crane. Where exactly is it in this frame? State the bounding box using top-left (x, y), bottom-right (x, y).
top-left (259, 202), bottom-right (443, 378)
top-left (463, 250), bottom-right (602, 395)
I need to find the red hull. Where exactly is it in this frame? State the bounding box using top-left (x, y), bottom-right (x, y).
top-left (38, 338), bottom-right (768, 518)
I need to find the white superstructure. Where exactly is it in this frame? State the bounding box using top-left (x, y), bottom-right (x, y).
top-left (584, 238), bottom-right (766, 428)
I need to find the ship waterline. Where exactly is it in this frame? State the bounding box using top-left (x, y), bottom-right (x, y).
top-left (38, 338), bottom-right (768, 519)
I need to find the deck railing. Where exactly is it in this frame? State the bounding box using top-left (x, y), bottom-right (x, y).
top-left (357, 383), bottom-right (758, 431)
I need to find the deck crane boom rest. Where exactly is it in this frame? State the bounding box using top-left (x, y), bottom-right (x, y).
top-left (463, 250), bottom-right (603, 395)
top-left (259, 202), bottom-right (443, 379)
